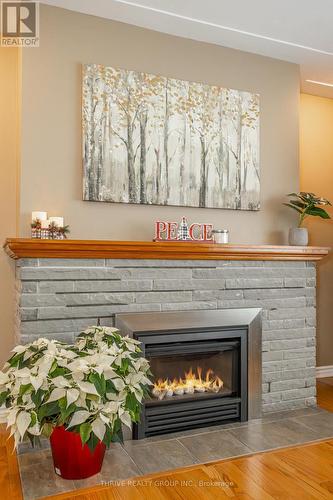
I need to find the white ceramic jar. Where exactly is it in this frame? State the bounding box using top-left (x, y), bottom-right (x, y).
top-left (212, 229), bottom-right (229, 244)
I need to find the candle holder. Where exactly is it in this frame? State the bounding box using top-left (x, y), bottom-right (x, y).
top-left (49, 221), bottom-right (59, 240)
top-left (31, 216), bottom-right (70, 240)
top-left (31, 219), bottom-right (42, 239)
top-left (41, 227), bottom-right (50, 239)
top-left (31, 227), bottom-right (42, 239)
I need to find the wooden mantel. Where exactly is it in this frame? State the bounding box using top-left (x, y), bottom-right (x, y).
top-left (3, 238), bottom-right (330, 261)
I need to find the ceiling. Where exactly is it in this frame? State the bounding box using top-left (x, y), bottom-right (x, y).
top-left (41, 0), bottom-right (333, 98)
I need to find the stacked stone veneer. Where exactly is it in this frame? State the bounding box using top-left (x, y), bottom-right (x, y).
top-left (16, 258), bottom-right (317, 414)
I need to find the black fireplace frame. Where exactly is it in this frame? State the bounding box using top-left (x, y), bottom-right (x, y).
top-left (116, 308), bottom-right (262, 439)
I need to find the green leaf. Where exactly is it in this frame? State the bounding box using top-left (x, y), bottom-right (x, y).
top-left (41, 422), bottom-right (54, 438)
top-left (50, 367), bottom-right (67, 378)
top-left (140, 382), bottom-right (151, 399)
top-left (0, 390), bottom-right (9, 406)
top-left (58, 399), bottom-right (88, 424)
top-left (58, 397), bottom-right (67, 411)
top-left (88, 372), bottom-right (106, 397)
top-left (79, 422), bottom-right (92, 445)
top-left (19, 383), bottom-right (33, 397)
top-left (120, 358), bottom-right (129, 374)
top-left (113, 417), bottom-right (122, 434)
top-left (283, 203), bottom-right (302, 214)
top-left (103, 425), bottom-right (113, 448)
top-left (8, 352), bottom-right (24, 368)
top-left (86, 394), bottom-right (99, 402)
top-left (31, 388), bottom-right (45, 408)
top-left (38, 400), bottom-right (60, 420)
top-left (126, 392), bottom-right (139, 414)
top-left (58, 398), bottom-right (77, 423)
top-left (288, 200), bottom-right (307, 209)
top-left (49, 359), bottom-right (58, 374)
top-left (298, 193), bottom-right (313, 202)
top-left (306, 207), bottom-right (331, 219)
top-left (106, 379), bottom-right (117, 394)
top-left (86, 432), bottom-right (99, 452)
top-left (29, 411), bottom-right (37, 428)
top-left (111, 426), bottom-right (123, 444)
top-left (62, 403), bottom-right (77, 422)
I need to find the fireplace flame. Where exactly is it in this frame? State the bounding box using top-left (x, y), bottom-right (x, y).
top-left (151, 367), bottom-right (223, 400)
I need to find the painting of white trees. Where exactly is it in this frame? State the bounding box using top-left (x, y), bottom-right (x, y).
top-left (82, 64), bottom-right (260, 210)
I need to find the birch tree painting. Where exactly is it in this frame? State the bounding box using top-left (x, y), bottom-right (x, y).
top-left (82, 64), bottom-right (260, 210)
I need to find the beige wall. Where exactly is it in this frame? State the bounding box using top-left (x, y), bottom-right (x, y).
top-left (300, 94), bottom-right (333, 367)
top-left (20, 5), bottom-right (300, 243)
top-left (0, 47), bottom-right (20, 366)
top-left (1, 5), bottom-right (301, 362)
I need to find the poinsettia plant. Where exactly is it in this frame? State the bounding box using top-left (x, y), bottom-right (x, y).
top-left (0, 327), bottom-right (152, 451)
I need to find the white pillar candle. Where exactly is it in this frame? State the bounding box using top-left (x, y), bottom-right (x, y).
top-left (49, 217), bottom-right (64, 227)
top-left (41, 219), bottom-right (50, 229)
top-left (32, 211), bottom-right (47, 222)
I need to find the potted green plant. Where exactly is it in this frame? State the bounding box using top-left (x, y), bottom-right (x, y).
top-left (284, 192), bottom-right (331, 246)
top-left (0, 326), bottom-right (152, 480)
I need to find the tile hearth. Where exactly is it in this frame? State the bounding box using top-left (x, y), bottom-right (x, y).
top-left (18, 407), bottom-right (333, 500)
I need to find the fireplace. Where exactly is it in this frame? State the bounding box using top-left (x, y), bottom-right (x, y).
top-left (116, 308), bottom-right (262, 439)
top-left (138, 331), bottom-right (247, 438)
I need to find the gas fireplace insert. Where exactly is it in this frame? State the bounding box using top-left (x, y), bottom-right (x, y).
top-left (116, 309), bottom-right (261, 439)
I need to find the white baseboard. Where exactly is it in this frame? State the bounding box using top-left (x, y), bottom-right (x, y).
top-left (316, 365), bottom-right (333, 378)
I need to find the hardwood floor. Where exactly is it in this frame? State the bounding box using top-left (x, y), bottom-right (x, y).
top-left (3, 378), bottom-right (333, 500)
top-left (317, 377), bottom-right (333, 412)
top-left (0, 428), bottom-right (23, 500)
top-left (36, 439), bottom-right (333, 499)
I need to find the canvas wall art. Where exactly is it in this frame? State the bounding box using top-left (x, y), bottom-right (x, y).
top-left (82, 64), bottom-right (260, 210)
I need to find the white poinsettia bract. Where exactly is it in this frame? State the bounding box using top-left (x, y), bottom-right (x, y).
top-left (0, 327), bottom-right (152, 451)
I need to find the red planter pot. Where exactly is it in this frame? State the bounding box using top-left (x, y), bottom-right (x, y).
top-left (50, 426), bottom-right (106, 480)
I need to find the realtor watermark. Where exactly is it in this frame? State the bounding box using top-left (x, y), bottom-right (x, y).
top-left (101, 479), bottom-right (235, 488)
top-left (1, 1), bottom-right (39, 46)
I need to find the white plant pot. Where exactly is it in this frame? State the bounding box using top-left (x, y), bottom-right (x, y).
top-left (288, 227), bottom-right (309, 246)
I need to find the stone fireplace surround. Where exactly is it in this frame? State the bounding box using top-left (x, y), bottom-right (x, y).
top-left (5, 239), bottom-right (329, 415)
top-left (5, 239), bottom-right (333, 498)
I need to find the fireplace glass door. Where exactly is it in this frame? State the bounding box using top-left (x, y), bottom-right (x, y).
top-left (148, 340), bottom-right (240, 403)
